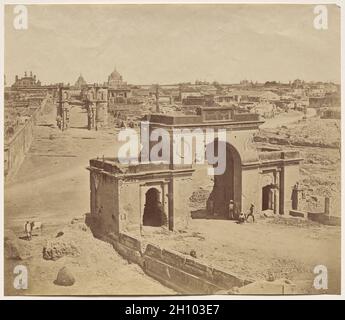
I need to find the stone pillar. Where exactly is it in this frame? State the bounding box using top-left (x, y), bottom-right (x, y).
top-left (57, 86), bottom-right (70, 131)
top-left (162, 182), bottom-right (169, 227)
top-left (273, 170), bottom-right (280, 214)
top-left (168, 180), bottom-right (174, 231)
top-left (139, 186), bottom-right (146, 234)
top-left (95, 87), bottom-right (108, 130)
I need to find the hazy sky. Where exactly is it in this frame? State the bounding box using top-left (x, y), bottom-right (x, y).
top-left (5, 4), bottom-right (341, 85)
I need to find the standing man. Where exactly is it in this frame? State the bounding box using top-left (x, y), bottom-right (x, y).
top-left (56, 115), bottom-right (62, 129)
top-left (246, 204), bottom-right (255, 222)
top-left (228, 200), bottom-right (235, 220)
top-left (24, 221), bottom-right (32, 240)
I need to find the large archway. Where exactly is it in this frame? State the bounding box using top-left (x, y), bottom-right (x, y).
top-left (207, 141), bottom-right (242, 219)
top-left (143, 188), bottom-right (167, 227)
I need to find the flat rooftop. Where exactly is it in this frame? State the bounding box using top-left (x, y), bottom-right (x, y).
top-left (144, 107), bottom-right (263, 126)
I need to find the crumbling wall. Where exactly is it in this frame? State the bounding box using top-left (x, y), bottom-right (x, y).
top-left (90, 173), bottom-right (119, 235)
top-left (173, 177), bottom-right (193, 230)
top-left (5, 97), bottom-right (48, 180)
top-left (118, 181), bottom-right (141, 234)
top-left (104, 232), bottom-right (252, 294)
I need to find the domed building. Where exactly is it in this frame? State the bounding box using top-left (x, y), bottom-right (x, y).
top-left (12, 71), bottom-right (41, 89)
top-left (74, 74), bottom-right (87, 89)
top-left (107, 66), bottom-right (126, 88)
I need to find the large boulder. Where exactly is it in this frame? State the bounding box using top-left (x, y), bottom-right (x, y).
top-left (43, 238), bottom-right (80, 261)
top-left (54, 267), bottom-right (75, 286)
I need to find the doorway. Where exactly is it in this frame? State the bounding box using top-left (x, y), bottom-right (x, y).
top-left (143, 188), bottom-right (167, 227)
top-left (262, 185), bottom-right (274, 211)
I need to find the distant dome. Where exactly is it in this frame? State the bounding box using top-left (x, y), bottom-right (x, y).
top-left (108, 67), bottom-right (123, 81)
top-left (107, 66), bottom-right (126, 88)
top-left (74, 74), bottom-right (87, 88)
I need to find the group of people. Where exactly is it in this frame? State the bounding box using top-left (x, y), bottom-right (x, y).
top-left (229, 201), bottom-right (255, 224)
top-left (24, 221), bottom-right (42, 240)
top-left (208, 199), bottom-right (255, 223)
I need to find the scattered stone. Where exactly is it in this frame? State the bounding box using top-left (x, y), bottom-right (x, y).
top-left (69, 221), bottom-right (90, 233)
top-left (190, 250), bottom-right (197, 258)
top-left (263, 210), bottom-right (275, 218)
top-left (43, 238), bottom-right (80, 261)
top-left (71, 217), bottom-right (84, 224)
top-left (54, 267), bottom-right (75, 286)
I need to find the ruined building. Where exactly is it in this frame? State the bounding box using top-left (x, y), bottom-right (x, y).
top-left (12, 71), bottom-right (41, 89)
top-left (56, 84), bottom-right (108, 131)
top-left (107, 66), bottom-right (127, 88)
top-left (74, 74), bottom-right (87, 89)
top-left (88, 107), bottom-right (302, 237)
top-left (84, 85), bottom-right (108, 130)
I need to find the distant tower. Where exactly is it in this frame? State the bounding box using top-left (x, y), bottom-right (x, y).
top-left (86, 86), bottom-right (96, 130)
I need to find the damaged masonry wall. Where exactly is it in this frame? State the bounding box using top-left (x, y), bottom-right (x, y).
top-left (93, 230), bottom-right (254, 294)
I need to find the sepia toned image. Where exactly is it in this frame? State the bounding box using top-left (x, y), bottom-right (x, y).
top-left (3, 2), bottom-right (341, 296)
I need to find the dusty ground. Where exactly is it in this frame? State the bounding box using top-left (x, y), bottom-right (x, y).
top-left (144, 215), bottom-right (340, 294)
top-left (4, 104), bottom-right (174, 296)
top-left (5, 104), bottom-right (119, 227)
top-left (4, 106), bottom-right (341, 295)
top-left (4, 220), bottom-right (175, 296)
top-left (173, 111), bottom-right (341, 294)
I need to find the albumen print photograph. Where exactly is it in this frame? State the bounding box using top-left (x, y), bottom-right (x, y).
top-left (3, 2), bottom-right (341, 296)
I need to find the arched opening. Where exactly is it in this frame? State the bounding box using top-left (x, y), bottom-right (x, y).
top-left (207, 141), bottom-right (242, 219)
top-left (143, 188), bottom-right (167, 227)
top-left (262, 184), bottom-right (274, 211)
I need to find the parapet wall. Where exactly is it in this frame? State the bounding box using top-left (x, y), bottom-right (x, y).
top-left (103, 231), bottom-right (252, 294)
top-left (4, 97), bottom-right (49, 180)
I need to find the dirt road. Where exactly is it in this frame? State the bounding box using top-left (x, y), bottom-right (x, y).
top-left (5, 105), bottom-right (118, 227)
top-left (4, 104), bottom-right (176, 295)
top-left (260, 108), bottom-right (316, 129)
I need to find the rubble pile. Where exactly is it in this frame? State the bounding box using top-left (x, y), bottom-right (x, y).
top-left (189, 188), bottom-right (211, 209)
top-left (255, 118), bottom-right (340, 149)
